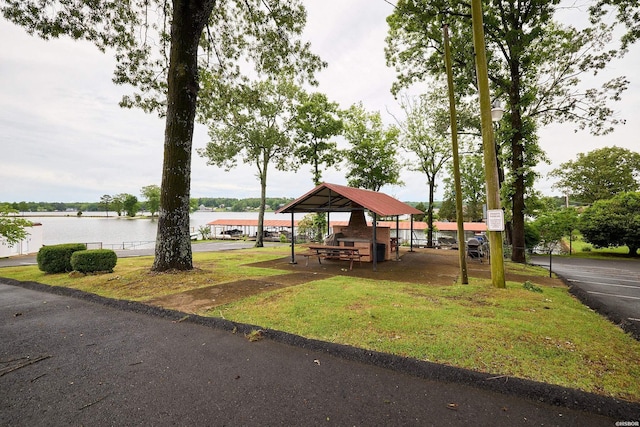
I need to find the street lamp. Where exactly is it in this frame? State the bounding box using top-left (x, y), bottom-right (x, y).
top-left (491, 100), bottom-right (506, 187)
top-left (491, 100), bottom-right (505, 122)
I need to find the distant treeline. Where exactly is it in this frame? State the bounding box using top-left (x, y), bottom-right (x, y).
top-left (3, 197), bottom-right (295, 213)
top-left (195, 197), bottom-right (294, 212)
top-left (2, 195), bottom-right (571, 215)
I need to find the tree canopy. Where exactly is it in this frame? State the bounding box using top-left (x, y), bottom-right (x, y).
top-left (293, 92), bottom-right (343, 186)
top-left (0, 205), bottom-right (31, 247)
top-left (342, 103), bottom-right (403, 192)
top-left (2, 0), bottom-right (323, 270)
top-left (442, 151), bottom-right (486, 222)
top-left (579, 192), bottom-right (640, 256)
top-left (394, 88), bottom-right (455, 246)
top-left (532, 207), bottom-right (579, 253)
top-left (122, 194), bottom-right (139, 217)
top-left (198, 76), bottom-right (300, 247)
top-left (385, 0), bottom-right (632, 263)
top-left (141, 185), bottom-right (161, 217)
top-left (551, 146), bottom-right (640, 204)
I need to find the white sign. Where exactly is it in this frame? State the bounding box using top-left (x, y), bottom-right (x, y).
top-left (487, 209), bottom-right (505, 231)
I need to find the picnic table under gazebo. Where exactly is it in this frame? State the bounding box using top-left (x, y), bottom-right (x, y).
top-left (276, 183), bottom-right (423, 271)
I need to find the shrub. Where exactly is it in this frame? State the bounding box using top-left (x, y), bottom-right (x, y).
top-left (70, 249), bottom-right (118, 273)
top-left (582, 245), bottom-right (592, 252)
top-left (37, 243), bottom-right (87, 273)
top-left (522, 280), bottom-right (543, 293)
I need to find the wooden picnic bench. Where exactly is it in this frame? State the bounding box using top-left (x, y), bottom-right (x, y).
top-left (299, 245), bottom-right (362, 270)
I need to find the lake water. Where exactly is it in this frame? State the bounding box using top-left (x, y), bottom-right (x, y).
top-left (21, 211), bottom-right (351, 249)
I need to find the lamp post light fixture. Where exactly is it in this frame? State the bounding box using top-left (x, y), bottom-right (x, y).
top-left (491, 100), bottom-right (506, 187)
top-left (491, 100), bottom-right (505, 122)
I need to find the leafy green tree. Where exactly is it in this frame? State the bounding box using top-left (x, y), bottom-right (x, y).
top-left (413, 202), bottom-right (427, 222)
top-left (198, 225), bottom-right (211, 240)
top-left (99, 194), bottom-right (112, 217)
top-left (442, 151), bottom-right (486, 222)
top-left (579, 192), bottom-right (640, 256)
top-left (590, 0), bottom-right (640, 50)
top-left (0, 205), bottom-right (32, 247)
top-left (297, 213), bottom-right (327, 243)
top-left (2, 0), bottom-right (322, 271)
top-left (112, 194), bottom-right (126, 217)
top-left (551, 146), bottom-right (640, 204)
top-left (437, 197), bottom-right (457, 222)
top-left (393, 87), bottom-right (474, 246)
top-left (122, 194), bottom-right (139, 217)
top-left (189, 198), bottom-right (199, 213)
top-left (386, 0), bottom-right (630, 263)
top-left (141, 185), bottom-right (161, 217)
top-left (293, 92), bottom-right (344, 186)
top-left (342, 103), bottom-right (403, 192)
top-left (524, 222), bottom-right (542, 253)
top-left (198, 77), bottom-right (300, 248)
top-left (532, 208), bottom-right (579, 253)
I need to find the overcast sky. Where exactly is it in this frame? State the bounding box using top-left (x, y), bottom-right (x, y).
top-left (1, 0), bottom-right (638, 204)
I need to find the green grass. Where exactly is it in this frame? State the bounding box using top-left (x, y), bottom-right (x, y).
top-left (1, 245), bottom-right (639, 402)
top-left (215, 276), bottom-right (640, 401)
top-left (566, 236), bottom-right (638, 258)
top-left (0, 247), bottom-right (291, 301)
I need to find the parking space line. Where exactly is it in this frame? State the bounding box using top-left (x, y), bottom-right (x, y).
top-left (567, 279), bottom-right (640, 289)
top-left (586, 291), bottom-right (640, 300)
top-left (562, 273), bottom-right (640, 283)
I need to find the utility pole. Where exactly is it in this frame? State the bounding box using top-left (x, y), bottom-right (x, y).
top-left (442, 24), bottom-right (468, 285)
top-left (470, 0), bottom-right (506, 288)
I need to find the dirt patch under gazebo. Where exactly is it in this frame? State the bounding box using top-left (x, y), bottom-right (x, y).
top-left (146, 248), bottom-right (563, 314)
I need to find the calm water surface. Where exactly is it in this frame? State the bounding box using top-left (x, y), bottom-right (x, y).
top-left (22, 211), bottom-right (349, 249)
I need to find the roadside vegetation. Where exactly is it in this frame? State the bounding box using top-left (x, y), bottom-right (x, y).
top-left (1, 246), bottom-right (638, 403)
top-left (568, 236), bottom-right (637, 259)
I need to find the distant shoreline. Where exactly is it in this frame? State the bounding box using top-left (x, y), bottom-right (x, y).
top-left (14, 211), bottom-right (278, 218)
top-left (15, 213), bottom-right (155, 219)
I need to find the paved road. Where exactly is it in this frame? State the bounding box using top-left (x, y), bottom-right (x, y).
top-left (3, 282), bottom-right (637, 426)
top-left (531, 255), bottom-right (640, 339)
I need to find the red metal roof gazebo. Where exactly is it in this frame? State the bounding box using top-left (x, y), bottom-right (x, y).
top-left (276, 183), bottom-right (423, 269)
top-left (276, 182), bottom-right (423, 217)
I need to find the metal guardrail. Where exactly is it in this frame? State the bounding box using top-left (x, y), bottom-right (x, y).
top-left (103, 241), bottom-right (156, 250)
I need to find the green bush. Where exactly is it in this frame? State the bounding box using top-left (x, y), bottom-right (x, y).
top-left (582, 245), bottom-right (592, 252)
top-left (37, 243), bottom-right (87, 273)
top-left (70, 249), bottom-right (118, 273)
top-left (522, 280), bottom-right (543, 293)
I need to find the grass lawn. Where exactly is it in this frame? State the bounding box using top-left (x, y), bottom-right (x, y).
top-left (215, 275), bottom-right (640, 403)
top-left (1, 245), bottom-right (639, 403)
top-left (566, 235), bottom-right (639, 258)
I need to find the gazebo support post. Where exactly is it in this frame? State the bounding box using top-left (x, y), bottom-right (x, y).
top-left (327, 190), bottom-right (332, 238)
top-left (289, 211), bottom-right (296, 264)
top-left (410, 215), bottom-right (415, 252)
top-left (372, 212), bottom-right (378, 271)
top-left (395, 215), bottom-right (400, 261)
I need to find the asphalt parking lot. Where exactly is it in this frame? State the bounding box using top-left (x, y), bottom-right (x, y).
top-left (531, 255), bottom-right (640, 339)
top-left (3, 281), bottom-right (638, 425)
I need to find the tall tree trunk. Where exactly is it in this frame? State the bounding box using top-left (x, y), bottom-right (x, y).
top-left (255, 154), bottom-right (268, 248)
top-left (509, 67), bottom-right (527, 264)
top-left (313, 144), bottom-right (321, 186)
top-left (152, 0), bottom-right (215, 272)
top-left (427, 176), bottom-right (435, 247)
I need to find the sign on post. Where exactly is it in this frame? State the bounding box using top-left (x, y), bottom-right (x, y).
top-left (487, 209), bottom-right (505, 231)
